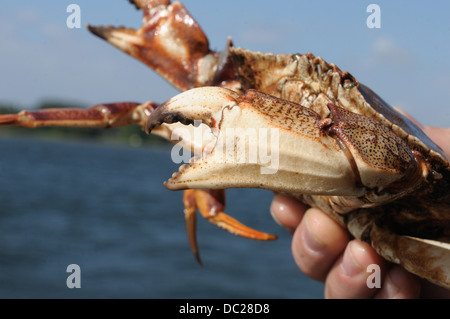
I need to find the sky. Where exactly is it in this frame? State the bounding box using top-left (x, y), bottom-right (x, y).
top-left (1, 0), bottom-right (449, 126)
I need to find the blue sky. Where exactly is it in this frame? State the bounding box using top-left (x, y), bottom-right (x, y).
top-left (1, 0), bottom-right (449, 126)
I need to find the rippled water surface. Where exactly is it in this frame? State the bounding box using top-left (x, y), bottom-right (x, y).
top-left (0, 137), bottom-right (324, 298)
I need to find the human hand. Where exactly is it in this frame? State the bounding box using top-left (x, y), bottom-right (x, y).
top-left (270, 125), bottom-right (450, 298)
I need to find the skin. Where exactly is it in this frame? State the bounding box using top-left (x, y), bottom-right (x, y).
top-left (270, 125), bottom-right (450, 299)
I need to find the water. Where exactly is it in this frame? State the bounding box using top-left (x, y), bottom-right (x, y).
top-left (0, 137), bottom-right (324, 298)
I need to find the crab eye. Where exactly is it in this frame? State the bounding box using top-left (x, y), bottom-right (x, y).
top-left (291, 53), bottom-right (301, 61)
top-left (343, 79), bottom-right (356, 89)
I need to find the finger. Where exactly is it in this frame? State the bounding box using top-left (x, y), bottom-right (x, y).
top-left (423, 126), bottom-right (450, 156)
top-left (291, 208), bottom-right (349, 281)
top-left (270, 194), bottom-right (308, 234)
top-left (392, 109), bottom-right (450, 156)
top-left (324, 239), bottom-right (387, 299)
top-left (374, 265), bottom-right (421, 299)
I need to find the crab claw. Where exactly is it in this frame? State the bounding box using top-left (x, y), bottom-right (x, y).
top-left (87, 1), bottom-right (222, 91)
top-left (146, 87), bottom-right (367, 197)
top-left (183, 189), bottom-right (277, 264)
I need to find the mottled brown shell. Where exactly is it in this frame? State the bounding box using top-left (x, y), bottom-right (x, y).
top-left (228, 47), bottom-right (450, 201)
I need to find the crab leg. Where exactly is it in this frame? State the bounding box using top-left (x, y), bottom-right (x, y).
top-left (183, 189), bottom-right (201, 263)
top-left (348, 208), bottom-right (450, 288)
top-left (88, 0), bottom-right (234, 91)
top-left (0, 100), bottom-right (178, 142)
top-left (0, 102), bottom-right (156, 130)
top-left (183, 189), bottom-right (277, 264)
top-left (195, 189), bottom-right (276, 240)
top-left (0, 100), bottom-right (199, 153)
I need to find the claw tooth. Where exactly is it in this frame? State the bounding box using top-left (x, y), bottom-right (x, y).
top-left (179, 163), bottom-right (189, 173)
top-left (146, 87), bottom-right (240, 133)
top-left (190, 155), bottom-right (202, 164)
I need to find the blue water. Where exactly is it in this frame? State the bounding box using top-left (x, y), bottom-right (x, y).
top-left (0, 136), bottom-right (324, 298)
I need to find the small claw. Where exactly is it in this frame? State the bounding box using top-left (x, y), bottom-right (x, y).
top-left (88, 2), bottom-right (220, 91)
top-left (195, 189), bottom-right (277, 241)
top-left (182, 189), bottom-right (276, 264)
top-left (183, 189), bottom-right (202, 265)
top-left (205, 211), bottom-right (277, 241)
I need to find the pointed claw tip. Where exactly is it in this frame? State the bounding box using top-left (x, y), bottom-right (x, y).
top-left (87, 24), bottom-right (139, 48)
top-left (195, 253), bottom-right (203, 266)
top-left (244, 232), bottom-right (277, 241)
top-left (128, 0), bottom-right (140, 10)
top-left (87, 24), bottom-right (108, 40)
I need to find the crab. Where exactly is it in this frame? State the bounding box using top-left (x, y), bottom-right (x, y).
top-left (1, 0), bottom-right (449, 289)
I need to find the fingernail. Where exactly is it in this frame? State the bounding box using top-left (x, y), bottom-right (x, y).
top-left (303, 213), bottom-right (326, 252)
top-left (270, 197), bottom-right (296, 234)
top-left (341, 240), bottom-right (364, 276)
top-left (269, 203), bottom-right (281, 226)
